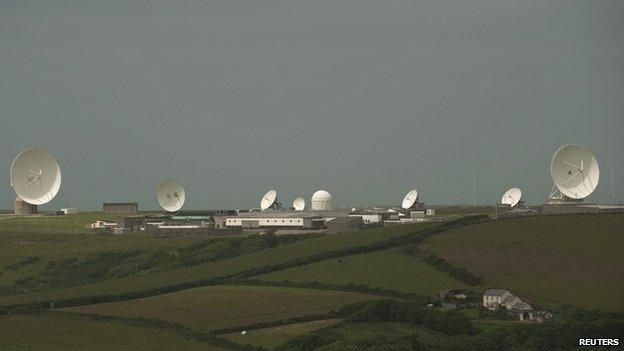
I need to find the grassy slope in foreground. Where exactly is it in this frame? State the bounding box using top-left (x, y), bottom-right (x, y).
top-left (62, 285), bottom-right (377, 330)
top-left (0, 223), bottom-right (433, 306)
top-left (223, 319), bottom-right (341, 348)
top-left (256, 248), bottom-right (470, 295)
top-left (0, 232), bottom-right (210, 287)
top-left (420, 214), bottom-right (624, 312)
top-left (0, 314), bottom-right (224, 351)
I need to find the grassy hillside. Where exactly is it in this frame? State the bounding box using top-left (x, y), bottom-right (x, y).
top-left (63, 285), bottom-right (376, 330)
top-left (419, 214), bottom-right (624, 311)
top-left (0, 314), bottom-right (224, 351)
top-left (256, 248), bottom-right (470, 295)
top-left (223, 319), bottom-right (341, 348)
top-left (0, 223), bottom-right (432, 306)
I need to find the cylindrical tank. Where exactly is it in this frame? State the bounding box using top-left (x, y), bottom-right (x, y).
top-left (311, 190), bottom-right (332, 211)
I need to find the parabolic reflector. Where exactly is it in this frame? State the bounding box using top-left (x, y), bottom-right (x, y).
top-left (293, 197), bottom-right (305, 211)
top-left (260, 189), bottom-right (277, 211)
top-left (551, 144), bottom-right (599, 200)
top-left (10, 148), bottom-right (62, 205)
top-left (501, 188), bottom-right (522, 207)
top-left (401, 189), bottom-right (418, 210)
top-left (157, 178), bottom-right (186, 212)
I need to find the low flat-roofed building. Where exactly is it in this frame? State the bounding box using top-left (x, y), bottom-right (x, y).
top-left (103, 202), bottom-right (138, 214)
top-left (224, 210), bottom-right (349, 230)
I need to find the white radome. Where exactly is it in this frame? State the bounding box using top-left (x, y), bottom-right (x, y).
top-left (311, 190), bottom-right (332, 210)
top-left (156, 179), bottom-right (186, 212)
top-left (501, 188), bottom-right (522, 207)
top-left (550, 144), bottom-right (599, 199)
top-left (10, 148), bottom-right (62, 205)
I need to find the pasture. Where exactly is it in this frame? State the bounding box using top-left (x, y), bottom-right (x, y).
top-left (223, 319), bottom-right (341, 348)
top-left (0, 313), bottom-right (223, 351)
top-left (62, 285), bottom-right (377, 330)
top-left (256, 248), bottom-right (470, 295)
top-left (419, 214), bottom-right (624, 311)
top-left (0, 222), bottom-right (433, 306)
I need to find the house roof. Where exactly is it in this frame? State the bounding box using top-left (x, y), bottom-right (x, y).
top-left (510, 302), bottom-right (533, 312)
top-left (483, 289), bottom-right (509, 297)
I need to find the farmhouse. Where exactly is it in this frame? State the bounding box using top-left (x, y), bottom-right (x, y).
top-left (483, 289), bottom-right (551, 322)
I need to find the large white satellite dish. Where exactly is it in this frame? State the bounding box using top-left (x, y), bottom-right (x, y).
top-left (293, 197), bottom-right (305, 211)
top-left (157, 178), bottom-right (186, 212)
top-left (550, 144), bottom-right (599, 200)
top-left (10, 148), bottom-right (62, 205)
top-left (401, 189), bottom-right (418, 210)
top-left (501, 188), bottom-right (522, 207)
top-left (260, 189), bottom-right (278, 211)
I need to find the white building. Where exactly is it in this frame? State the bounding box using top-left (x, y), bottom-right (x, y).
top-left (349, 214), bottom-right (382, 224)
top-left (222, 210), bottom-right (349, 230)
top-left (483, 289), bottom-right (536, 321)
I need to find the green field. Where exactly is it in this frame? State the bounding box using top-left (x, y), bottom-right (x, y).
top-left (63, 285), bottom-right (377, 330)
top-left (419, 214), bottom-right (624, 311)
top-left (0, 212), bottom-right (124, 231)
top-left (0, 223), bottom-right (432, 306)
top-left (257, 248), bottom-right (470, 295)
top-left (0, 314), bottom-right (224, 351)
top-left (223, 319), bottom-right (341, 348)
top-left (1, 214), bottom-right (622, 350)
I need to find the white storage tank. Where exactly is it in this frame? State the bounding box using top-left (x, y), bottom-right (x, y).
top-left (311, 190), bottom-right (332, 211)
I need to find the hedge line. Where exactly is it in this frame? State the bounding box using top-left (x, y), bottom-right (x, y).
top-left (0, 215), bottom-right (488, 313)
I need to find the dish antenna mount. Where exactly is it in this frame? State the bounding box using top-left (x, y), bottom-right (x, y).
top-left (260, 189), bottom-right (282, 211)
top-left (501, 187), bottom-right (524, 208)
top-left (292, 197), bottom-right (305, 211)
top-left (10, 148), bottom-right (62, 206)
top-left (548, 144), bottom-right (599, 204)
top-left (401, 189), bottom-right (425, 211)
top-left (157, 178), bottom-right (186, 212)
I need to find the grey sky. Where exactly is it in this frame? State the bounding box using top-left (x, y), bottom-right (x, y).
top-left (1, 0), bottom-right (623, 210)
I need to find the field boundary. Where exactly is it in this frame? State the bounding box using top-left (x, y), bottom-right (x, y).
top-left (0, 216), bottom-right (488, 311)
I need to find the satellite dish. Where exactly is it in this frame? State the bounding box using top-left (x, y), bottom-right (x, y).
top-left (501, 188), bottom-right (522, 207)
top-left (260, 189), bottom-right (278, 210)
top-left (156, 179), bottom-right (186, 212)
top-left (401, 189), bottom-right (418, 210)
top-left (551, 144), bottom-right (599, 199)
top-left (293, 197), bottom-right (305, 211)
top-left (10, 148), bottom-right (62, 205)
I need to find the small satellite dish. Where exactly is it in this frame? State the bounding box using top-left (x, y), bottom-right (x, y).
top-left (10, 148), bottom-right (62, 205)
top-left (260, 189), bottom-right (278, 210)
top-left (293, 197), bottom-right (305, 211)
top-left (401, 189), bottom-right (418, 210)
top-left (501, 188), bottom-right (522, 207)
top-left (551, 144), bottom-right (600, 199)
top-left (156, 178), bottom-right (186, 212)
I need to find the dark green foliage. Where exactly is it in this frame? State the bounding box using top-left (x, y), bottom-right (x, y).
top-left (277, 325), bottom-right (431, 351)
top-left (1, 234), bottom-right (305, 295)
top-left (442, 319), bottom-right (624, 351)
top-left (421, 254), bottom-right (482, 286)
top-left (340, 299), bottom-right (475, 335)
top-left (5, 256), bottom-right (40, 270)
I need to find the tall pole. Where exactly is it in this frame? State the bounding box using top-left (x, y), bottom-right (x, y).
top-left (612, 165), bottom-right (615, 206)
top-left (472, 170), bottom-right (476, 209)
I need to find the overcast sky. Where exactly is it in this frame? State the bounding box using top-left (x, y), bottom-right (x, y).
top-left (1, 0), bottom-right (622, 210)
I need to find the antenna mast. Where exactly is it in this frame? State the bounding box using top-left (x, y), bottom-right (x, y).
top-left (472, 170), bottom-right (476, 209)
top-left (612, 165), bottom-right (615, 206)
